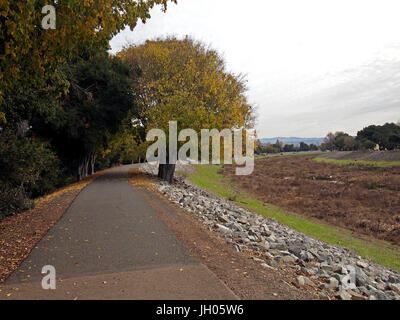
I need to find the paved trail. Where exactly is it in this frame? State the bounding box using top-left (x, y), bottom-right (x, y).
top-left (2, 166), bottom-right (236, 300)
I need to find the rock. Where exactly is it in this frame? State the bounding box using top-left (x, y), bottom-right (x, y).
top-left (296, 276), bottom-right (306, 287)
top-left (301, 267), bottom-right (314, 276)
top-left (303, 276), bottom-right (315, 287)
top-left (258, 241), bottom-right (270, 251)
top-left (318, 291), bottom-right (330, 300)
top-left (320, 262), bottom-right (332, 271)
top-left (375, 290), bottom-right (389, 300)
top-left (288, 245), bottom-right (302, 258)
top-left (252, 257), bottom-right (264, 264)
top-left (338, 290), bottom-right (352, 300)
top-left (375, 282), bottom-right (386, 291)
top-left (332, 274), bottom-right (341, 282)
top-left (348, 290), bottom-right (366, 300)
top-left (300, 251), bottom-right (314, 262)
top-left (388, 283), bottom-right (400, 295)
top-left (355, 270), bottom-right (368, 288)
top-left (341, 274), bottom-right (357, 290)
top-left (218, 215), bottom-right (230, 223)
top-left (216, 224), bottom-right (231, 234)
top-left (356, 261), bottom-right (369, 269)
top-left (270, 243), bottom-right (288, 251)
top-left (269, 249), bottom-right (282, 256)
top-left (261, 230), bottom-right (271, 237)
top-left (261, 263), bottom-right (276, 270)
top-left (327, 277), bottom-right (339, 290)
top-left (333, 265), bottom-right (347, 274)
top-left (248, 229), bottom-right (257, 236)
top-left (148, 171), bottom-right (400, 301)
top-left (270, 259), bottom-right (279, 268)
top-left (279, 255), bottom-right (296, 265)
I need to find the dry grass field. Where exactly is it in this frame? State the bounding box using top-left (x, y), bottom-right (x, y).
top-left (222, 154), bottom-right (400, 244)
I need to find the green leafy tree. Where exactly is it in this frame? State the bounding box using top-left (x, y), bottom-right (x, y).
top-left (40, 51), bottom-right (137, 180)
top-left (283, 144), bottom-right (295, 152)
top-left (299, 142), bottom-right (310, 151)
top-left (357, 123), bottom-right (400, 150)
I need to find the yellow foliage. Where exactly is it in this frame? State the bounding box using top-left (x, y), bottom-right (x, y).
top-left (0, 0), bottom-right (176, 103)
top-left (119, 37), bottom-right (255, 138)
top-left (0, 112), bottom-right (6, 124)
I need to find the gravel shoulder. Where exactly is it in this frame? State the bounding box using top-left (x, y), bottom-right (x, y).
top-left (135, 180), bottom-right (317, 300)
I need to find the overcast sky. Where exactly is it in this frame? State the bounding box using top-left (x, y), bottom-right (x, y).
top-left (110, 0), bottom-right (400, 138)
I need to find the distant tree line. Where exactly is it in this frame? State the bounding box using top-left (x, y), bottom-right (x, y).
top-left (321, 123), bottom-right (400, 151)
top-left (256, 140), bottom-right (319, 154)
top-left (256, 122), bottom-right (400, 154)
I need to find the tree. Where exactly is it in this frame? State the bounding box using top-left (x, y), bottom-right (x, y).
top-left (356, 138), bottom-right (376, 150)
top-left (0, 1), bottom-right (176, 217)
top-left (0, 0), bottom-right (176, 108)
top-left (119, 37), bottom-right (255, 183)
top-left (299, 142), bottom-right (310, 152)
top-left (255, 139), bottom-right (264, 154)
top-left (273, 140), bottom-right (283, 152)
top-left (323, 131), bottom-right (357, 151)
top-left (342, 136), bottom-right (356, 151)
top-left (324, 132), bottom-right (336, 151)
top-left (357, 123), bottom-right (400, 150)
top-left (40, 51), bottom-right (137, 180)
top-left (283, 144), bottom-right (295, 152)
top-left (320, 143), bottom-right (328, 152)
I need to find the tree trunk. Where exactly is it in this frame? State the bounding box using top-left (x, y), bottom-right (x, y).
top-left (77, 154), bottom-right (94, 181)
top-left (77, 161), bottom-right (83, 181)
top-left (84, 156), bottom-right (89, 178)
top-left (158, 163), bottom-right (176, 184)
top-left (90, 154), bottom-right (96, 175)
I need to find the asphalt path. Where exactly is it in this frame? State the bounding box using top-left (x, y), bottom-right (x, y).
top-left (2, 165), bottom-right (236, 300)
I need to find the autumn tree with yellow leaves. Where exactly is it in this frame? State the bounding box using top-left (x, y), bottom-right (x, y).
top-left (0, 0), bottom-right (176, 118)
top-left (119, 37), bottom-right (255, 182)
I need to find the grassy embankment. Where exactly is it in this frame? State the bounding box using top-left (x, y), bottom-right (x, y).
top-left (185, 161), bottom-right (400, 272)
top-left (314, 157), bottom-right (400, 168)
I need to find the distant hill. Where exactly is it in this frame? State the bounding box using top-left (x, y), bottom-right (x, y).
top-left (259, 137), bottom-right (325, 146)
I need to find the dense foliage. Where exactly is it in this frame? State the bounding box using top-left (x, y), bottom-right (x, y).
top-left (357, 123), bottom-right (400, 150)
top-left (0, 1), bottom-right (176, 219)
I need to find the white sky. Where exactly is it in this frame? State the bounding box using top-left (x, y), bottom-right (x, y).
top-left (110, 0), bottom-right (400, 138)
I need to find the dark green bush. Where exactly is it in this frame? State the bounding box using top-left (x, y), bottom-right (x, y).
top-left (0, 186), bottom-right (33, 221)
top-left (0, 130), bottom-right (67, 218)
